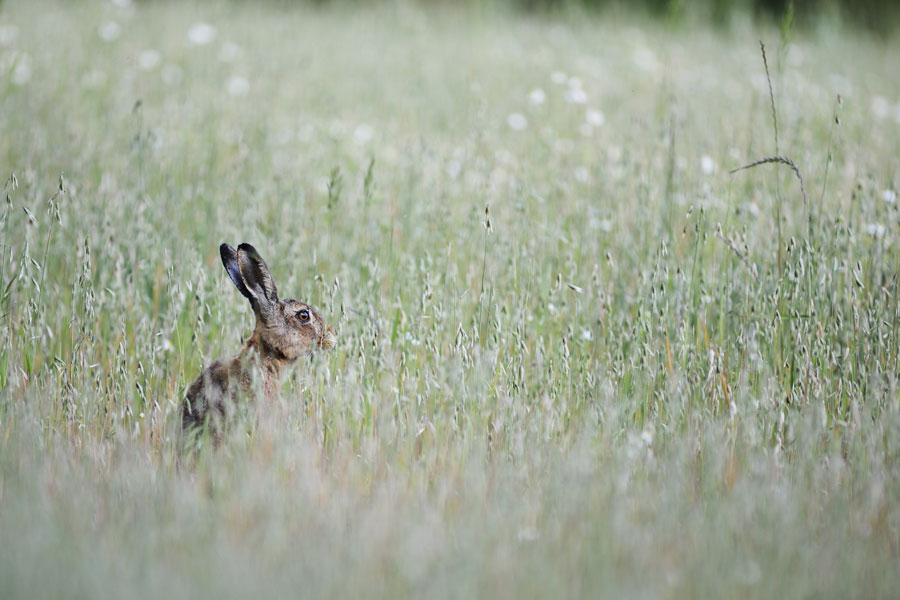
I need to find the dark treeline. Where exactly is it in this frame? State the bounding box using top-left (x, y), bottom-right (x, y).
top-left (290, 0), bottom-right (898, 34)
top-left (517, 0), bottom-right (896, 33)
top-left (129, 0), bottom-right (899, 34)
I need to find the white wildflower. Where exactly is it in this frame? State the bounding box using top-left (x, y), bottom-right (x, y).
top-left (574, 167), bottom-right (589, 183)
top-left (353, 124), bottom-right (374, 144)
top-left (565, 88), bottom-right (587, 104)
top-left (99, 21), bottom-right (121, 42)
top-left (586, 109), bottom-right (605, 127)
top-left (219, 41), bottom-right (242, 63)
top-left (188, 23), bottom-right (216, 46)
top-left (865, 223), bottom-right (886, 238)
top-left (162, 64), bottom-right (183, 86)
top-left (507, 113), bottom-right (528, 131)
top-left (11, 53), bottom-right (30, 85)
top-left (0, 24), bottom-right (18, 46)
top-left (82, 70), bottom-right (107, 89)
top-left (226, 76), bottom-right (249, 96)
top-left (528, 88), bottom-right (546, 105)
top-left (871, 96), bottom-right (889, 120)
top-left (633, 47), bottom-right (658, 72)
top-left (138, 49), bottom-right (161, 71)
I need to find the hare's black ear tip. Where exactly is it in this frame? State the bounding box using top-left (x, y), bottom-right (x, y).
top-left (237, 243), bottom-right (264, 262)
top-left (220, 243), bottom-right (237, 262)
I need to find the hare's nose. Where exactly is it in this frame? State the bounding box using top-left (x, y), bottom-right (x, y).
top-left (320, 325), bottom-right (337, 350)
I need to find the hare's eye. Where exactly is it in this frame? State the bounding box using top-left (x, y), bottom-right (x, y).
top-left (297, 309), bottom-right (310, 322)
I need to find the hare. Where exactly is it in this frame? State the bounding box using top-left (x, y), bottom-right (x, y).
top-left (182, 243), bottom-right (336, 444)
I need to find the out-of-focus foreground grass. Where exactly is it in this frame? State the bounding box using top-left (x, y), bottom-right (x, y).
top-left (1, 1), bottom-right (899, 597)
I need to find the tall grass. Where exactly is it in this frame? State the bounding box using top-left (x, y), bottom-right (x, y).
top-left (1, 1), bottom-right (899, 597)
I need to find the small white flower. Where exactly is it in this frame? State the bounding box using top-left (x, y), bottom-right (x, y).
top-left (446, 160), bottom-right (462, 179)
top-left (188, 23), bottom-right (216, 46)
top-left (82, 70), bottom-right (107, 89)
top-left (574, 167), bottom-right (589, 183)
top-left (494, 149), bottom-right (513, 164)
top-left (138, 49), bottom-right (161, 71)
top-left (590, 218), bottom-right (613, 232)
top-left (633, 47), bottom-right (658, 72)
top-left (882, 189), bottom-right (897, 204)
top-left (564, 88), bottom-right (587, 104)
top-left (353, 124), bottom-right (373, 144)
top-left (865, 223), bottom-right (886, 238)
top-left (161, 338), bottom-right (173, 352)
top-left (747, 201), bottom-right (760, 216)
top-left (700, 155), bottom-right (716, 175)
top-left (607, 146), bottom-right (622, 162)
top-left (507, 113), bottom-right (528, 131)
top-left (517, 526), bottom-right (539, 542)
top-left (218, 41), bottom-right (242, 63)
top-left (99, 21), bottom-right (121, 42)
top-left (550, 71), bottom-right (567, 84)
top-left (298, 124), bottom-right (315, 142)
top-left (162, 64), bottom-right (182, 86)
top-left (586, 109), bottom-right (605, 127)
top-left (554, 138), bottom-right (574, 154)
top-left (641, 428), bottom-right (654, 446)
top-left (0, 24), bottom-right (18, 46)
top-left (581, 328), bottom-right (592, 341)
top-left (787, 44), bottom-right (805, 67)
top-left (227, 75), bottom-right (248, 96)
top-left (871, 95), bottom-right (889, 120)
top-left (11, 53), bottom-right (30, 85)
top-left (528, 88), bottom-right (546, 105)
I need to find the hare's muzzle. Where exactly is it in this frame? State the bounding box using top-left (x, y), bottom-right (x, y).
top-left (320, 324), bottom-right (337, 350)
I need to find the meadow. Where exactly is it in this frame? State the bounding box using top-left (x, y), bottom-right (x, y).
top-left (1, 1), bottom-right (899, 597)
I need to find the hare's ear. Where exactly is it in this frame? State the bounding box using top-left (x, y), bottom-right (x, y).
top-left (236, 243), bottom-right (279, 310)
top-left (220, 243), bottom-right (253, 301)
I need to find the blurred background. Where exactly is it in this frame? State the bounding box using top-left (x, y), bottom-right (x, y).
top-left (1, 0), bottom-right (898, 598)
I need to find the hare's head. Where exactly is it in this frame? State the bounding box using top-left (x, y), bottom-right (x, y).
top-left (220, 243), bottom-right (336, 360)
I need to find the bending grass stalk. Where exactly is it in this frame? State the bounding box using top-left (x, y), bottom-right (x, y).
top-left (729, 155), bottom-right (808, 216)
top-left (760, 41), bottom-right (779, 155)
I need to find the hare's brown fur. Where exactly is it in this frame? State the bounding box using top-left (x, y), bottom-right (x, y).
top-left (182, 243), bottom-right (335, 444)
